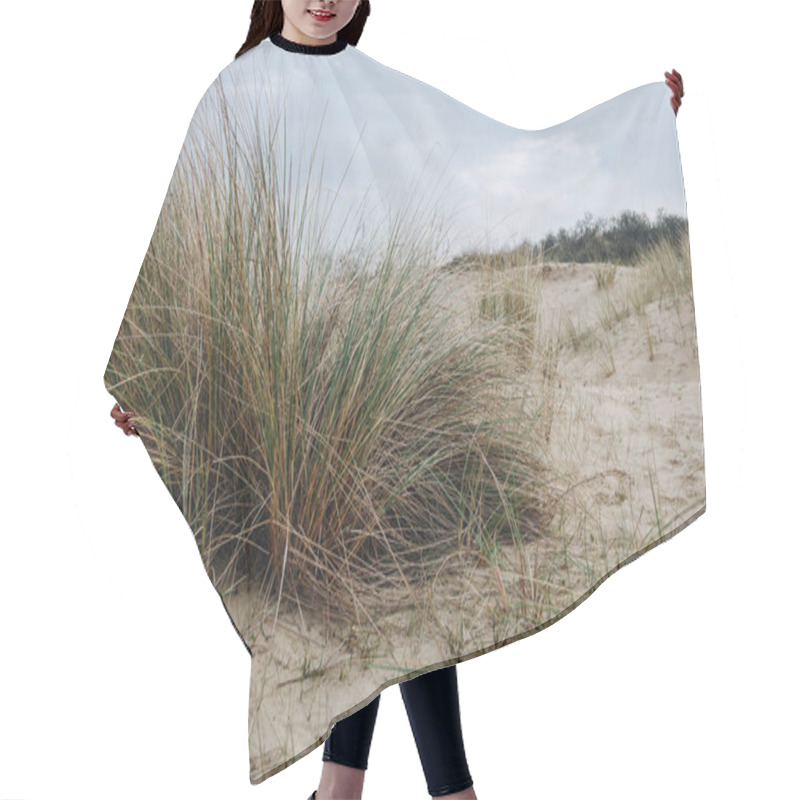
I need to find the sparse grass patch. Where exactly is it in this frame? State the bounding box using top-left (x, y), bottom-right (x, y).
top-left (594, 263), bottom-right (619, 289)
top-left (477, 263), bottom-right (544, 362)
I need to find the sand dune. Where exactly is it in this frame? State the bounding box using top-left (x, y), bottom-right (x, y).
top-left (238, 254), bottom-right (705, 783)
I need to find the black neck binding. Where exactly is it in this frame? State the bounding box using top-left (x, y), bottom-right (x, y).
top-left (269, 32), bottom-right (348, 56)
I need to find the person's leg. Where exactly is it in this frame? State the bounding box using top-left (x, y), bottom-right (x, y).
top-left (400, 664), bottom-right (476, 799)
top-left (315, 693), bottom-right (381, 800)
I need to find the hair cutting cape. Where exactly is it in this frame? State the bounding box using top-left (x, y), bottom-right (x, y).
top-left (104, 32), bottom-right (705, 785)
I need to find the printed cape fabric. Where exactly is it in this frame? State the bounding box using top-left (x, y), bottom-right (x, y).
top-left (103, 32), bottom-right (706, 785)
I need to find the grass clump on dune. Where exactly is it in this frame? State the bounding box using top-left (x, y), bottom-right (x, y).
top-left (104, 88), bottom-right (557, 625)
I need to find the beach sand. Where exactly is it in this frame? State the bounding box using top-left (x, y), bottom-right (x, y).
top-left (233, 257), bottom-right (705, 784)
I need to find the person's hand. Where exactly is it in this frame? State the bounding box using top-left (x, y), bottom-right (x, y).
top-left (665, 68), bottom-right (684, 116)
top-left (111, 402), bottom-right (139, 436)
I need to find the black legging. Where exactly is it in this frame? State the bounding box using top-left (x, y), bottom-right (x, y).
top-left (323, 664), bottom-right (474, 797)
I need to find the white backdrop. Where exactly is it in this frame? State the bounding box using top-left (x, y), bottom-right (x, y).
top-left (1, 1), bottom-right (796, 798)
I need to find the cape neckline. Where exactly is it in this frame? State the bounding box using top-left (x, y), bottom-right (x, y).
top-left (269, 32), bottom-right (348, 56)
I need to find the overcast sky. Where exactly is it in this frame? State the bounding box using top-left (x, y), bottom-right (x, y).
top-left (186, 38), bottom-right (685, 262)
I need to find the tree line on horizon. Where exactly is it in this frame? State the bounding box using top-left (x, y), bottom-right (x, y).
top-left (444, 209), bottom-right (689, 271)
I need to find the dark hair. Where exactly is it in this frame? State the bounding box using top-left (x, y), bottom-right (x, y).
top-left (235, 1), bottom-right (371, 59)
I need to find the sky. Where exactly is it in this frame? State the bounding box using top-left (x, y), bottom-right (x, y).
top-left (186, 39), bottom-right (685, 263)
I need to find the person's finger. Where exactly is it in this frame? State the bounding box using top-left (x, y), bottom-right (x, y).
top-left (111, 406), bottom-right (130, 423)
top-left (665, 69), bottom-right (683, 95)
top-left (111, 403), bottom-right (136, 421)
top-left (114, 413), bottom-right (139, 435)
top-left (664, 75), bottom-right (683, 112)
